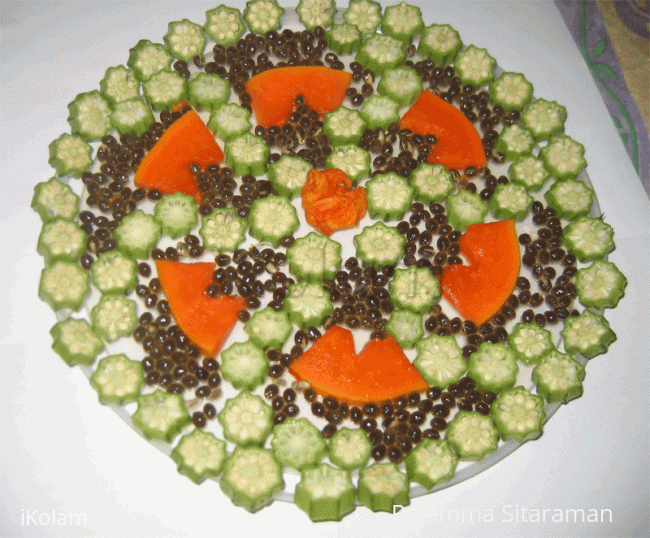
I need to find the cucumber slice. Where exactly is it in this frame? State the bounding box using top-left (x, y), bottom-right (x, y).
top-left (521, 98), bottom-right (567, 141)
top-left (90, 250), bottom-right (138, 294)
top-left (359, 94), bottom-right (400, 131)
top-left (32, 178), bottom-right (80, 223)
top-left (284, 282), bottom-right (333, 329)
top-left (163, 19), bottom-right (206, 62)
top-left (562, 216), bottom-right (615, 262)
top-left (488, 182), bottom-right (534, 221)
top-left (208, 102), bottom-right (251, 141)
top-left (343, 0), bottom-right (382, 35)
top-left (37, 217), bottom-right (87, 264)
top-left (153, 192), bottom-right (199, 239)
top-left (110, 97), bottom-right (155, 137)
top-left (325, 144), bottom-right (371, 185)
top-left (575, 260), bottom-right (627, 309)
top-left (248, 196), bottom-right (299, 248)
top-left (188, 72), bottom-right (230, 112)
top-left (404, 438), bottom-right (458, 489)
top-left (297, 0), bottom-right (336, 29)
top-left (490, 386), bottom-right (545, 441)
top-left (358, 462), bottom-right (410, 513)
top-left (454, 45), bottom-right (497, 87)
top-left (381, 2), bottom-right (424, 44)
top-left (385, 309), bottom-right (424, 349)
top-left (467, 342), bottom-right (518, 394)
top-left (225, 133), bottom-right (269, 176)
top-left (356, 34), bottom-right (406, 75)
top-left (67, 90), bottom-right (112, 141)
top-left (389, 265), bottom-right (441, 314)
top-left (244, 307), bottom-right (292, 350)
top-left (200, 208), bottom-right (247, 253)
top-left (366, 172), bottom-right (414, 221)
top-left (127, 39), bottom-right (173, 81)
top-left (446, 410), bottom-right (499, 461)
top-left (410, 163), bottom-right (455, 203)
top-left (539, 135), bottom-right (587, 181)
top-left (221, 340), bottom-right (269, 391)
top-left (506, 322), bottom-right (555, 365)
top-left (204, 5), bottom-right (246, 46)
top-left (267, 155), bottom-right (312, 199)
top-left (445, 189), bottom-right (488, 231)
top-left (48, 134), bottom-right (93, 178)
top-left (489, 72), bottom-right (533, 113)
top-left (271, 417), bottom-right (327, 470)
top-left (100, 65), bottom-right (140, 105)
top-left (377, 67), bottom-right (423, 106)
top-left (561, 309), bottom-right (616, 359)
top-left (325, 23), bottom-right (362, 55)
top-left (218, 390), bottom-right (274, 445)
top-left (114, 209), bottom-right (161, 259)
top-left (171, 429), bottom-right (227, 484)
top-left (295, 464), bottom-right (356, 522)
top-left (50, 317), bottom-right (104, 367)
top-left (328, 427), bottom-right (372, 470)
top-left (287, 232), bottom-right (341, 283)
top-left (89, 353), bottom-right (144, 405)
top-left (532, 349), bottom-right (585, 403)
top-left (354, 221), bottom-right (406, 269)
top-left (142, 69), bottom-right (188, 112)
top-left (495, 124), bottom-right (535, 160)
top-left (132, 390), bottom-right (192, 443)
top-left (544, 178), bottom-right (594, 221)
top-left (39, 260), bottom-right (89, 312)
top-left (243, 0), bottom-right (285, 34)
top-left (418, 23), bottom-right (462, 66)
top-left (220, 446), bottom-right (284, 513)
top-left (414, 334), bottom-right (466, 388)
top-left (323, 106), bottom-right (367, 147)
top-left (508, 154), bottom-right (550, 192)
top-left (91, 293), bottom-right (138, 342)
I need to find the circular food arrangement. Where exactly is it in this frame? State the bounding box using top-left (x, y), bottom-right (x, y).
top-left (34, 0), bottom-right (627, 521)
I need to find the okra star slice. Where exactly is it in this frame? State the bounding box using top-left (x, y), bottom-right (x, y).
top-left (445, 189), bottom-right (488, 231)
top-left (153, 192), bottom-right (199, 239)
top-left (328, 428), bottom-right (373, 470)
top-left (48, 134), bottom-right (93, 178)
top-left (248, 195), bottom-right (299, 248)
top-left (417, 23), bottom-right (462, 66)
top-left (381, 1), bottom-right (424, 44)
top-left (67, 90), bottom-right (112, 141)
top-left (385, 309), bottom-right (424, 349)
top-left (325, 145), bottom-right (371, 185)
top-left (355, 34), bottom-right (406, 76)
top-left (454, 45), bottom-right (496, 87)
top-left (244, 307), bottom-right (292, 350)
top-left (200, 208), bottom-right (247, 253)
top-left (354, 221), bottom-right (406, 269)
top-left (287, 232), bottom-right (341, 283)
top-left (377, 67), bottom-right (423, 106)
top-left (414, 334), bottom-right (467, 388)
top-left (89, 354), bottom-right (144, 405)
top-left (243, 0), bottom-right (285, 34)
top-left (91, 293), bottom-right (138, 342)
top-left (358, 462), bottom-right (410, 513)
top-left (220, 446), bottom-right (284, 513)
top-left (90, 250), bottom-right (138, 294)
top-left (32, 178), bottom-right (80, 223)
top-left (114, 210), bottom-right (162, 259)
top-left (467, 342), bottom-right (518, 394)
top-left (218, 391), bottom-right (274, 446)
top-left (188, 72), bottom-right (230, 112)
top-left (575, 260), bottom-right (627, 309)
top-left (220, 340), bottom-right (269, 391)
top-left (521, 98), bottom-right (567, 141)
top-left (489, 72), bottom-right (533, 113)
top-left (545, 178), bottom-right (594, 221)
top-left (410, 163), bottom-right (455, 203)
top-left (489, 182), bottom-right (534, 221)
top-left (267, 155), bottom-right (312, 198)
top-left (562, 216), bottom-right (615, 262)
top-left (359, 94), bottom-right (401, 130)
top-left (271, 417), bottom-right (327, 470)
top-left (163, 19), bottom-right (206, 63)
top-left (37, 217), bottom-right (87, 264)
top-left (404, 438), bottom-right (458, 489)
top-left (208, 102), bottom-right (251, 141)
top-left (539, 135), bottom-right (587, 181)
top-left (100, 65), bottom-right (140, 104)
top-left (297, 0), bottom-right (336, 29)
top-left (204, 5), bottom-right (246, 46)
top-left (508, 154), bottom-right (550, 192)
top-left (295, 464), bottom-right (356, 522)
top-left (446, 410), bottom-right (499, 461)
top-left (284, 282), bottom-right (333, 329)
top-left (132, 390), bottom-right (192, 443)
top-left (39, 260), bottom-right (89, 312)
top-left (225, 132), bottom-right (269, 176)
top-left (506, 322), bottom-right (555, 365)
top-left (325, 23), bottom-right (362, 55)
top-left (127, 39), bottom-right (173, 81)
top-left (495, 123), bottom-right (536, 161)
top-left (50, 317), bottom-right (104, 367)
top-left (171, 429), bottom-right (227, 484)
top-left (323, 106), bottom-right (367, 146)
top-left (561, 309), bottom-right (616, 359)
top-left (343, 0), bottom-right (382, 35)
top-left (110, 97), bottom-right (155, 137)
top-left (490, 386), bottom-right (546, 441)
top-left (366, 172), bottom-right (414, 221)
top-left (389, 265), bottom-right (441, 314)
top-left (533, 349), bottom-right (585, 404)
top-left (142, 70), bottom-right (188, 112)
